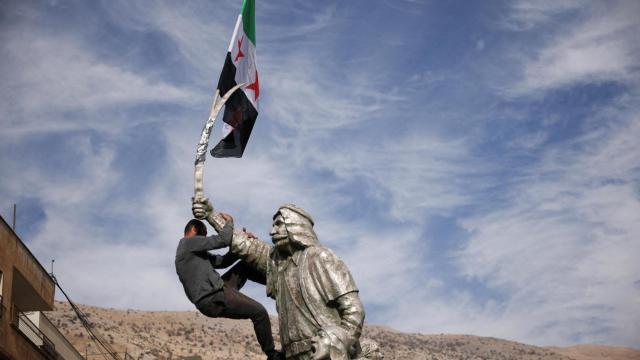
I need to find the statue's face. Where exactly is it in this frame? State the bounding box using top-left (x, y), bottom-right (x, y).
top-left (270, 213), bottom-right (291, 252)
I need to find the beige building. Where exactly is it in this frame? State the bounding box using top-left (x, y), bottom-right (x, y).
top-left (0, 215), bottom-right (83, 360)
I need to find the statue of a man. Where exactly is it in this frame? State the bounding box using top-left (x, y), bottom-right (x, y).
top-left (193, 199), bottom-right (365, 359)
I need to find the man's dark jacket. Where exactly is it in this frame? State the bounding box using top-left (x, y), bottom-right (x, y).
top-left (175, 221), bottom-right (236, 306)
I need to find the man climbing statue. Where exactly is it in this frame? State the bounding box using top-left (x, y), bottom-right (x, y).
top-left (193, 198), bottom-right (366, 360)
top-left (175, 215), bottom-right (284, 360)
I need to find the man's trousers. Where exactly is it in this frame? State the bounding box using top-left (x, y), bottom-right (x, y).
top-left (196, 261), bottom-right (275, 356)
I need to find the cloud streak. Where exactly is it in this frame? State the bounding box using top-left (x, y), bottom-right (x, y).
top-left (509, 1), bottom-right (640, 95)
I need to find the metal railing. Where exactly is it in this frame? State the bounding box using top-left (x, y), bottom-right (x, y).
top-left (11, 305), bottom-right (58, 360)
top-left (40, 310), bottom-right (85, 360)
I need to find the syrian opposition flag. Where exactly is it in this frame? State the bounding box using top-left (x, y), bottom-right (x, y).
top-left (210, 0), bottom-right (259, 158)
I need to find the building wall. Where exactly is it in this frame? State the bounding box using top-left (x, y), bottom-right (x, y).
top-left (0, 216), bottom-right (55, 311)
top-left (0, 216), bottom-right (56, 360)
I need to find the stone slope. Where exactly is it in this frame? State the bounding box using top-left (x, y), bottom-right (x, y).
top-left (546, 345), bottom-right (640, 360)
top-left (47, 301), bottom-right (638, 360)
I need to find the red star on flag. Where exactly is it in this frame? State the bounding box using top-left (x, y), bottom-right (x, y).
top-left (246, 70), bottom-right (259, 101)
top-left (234, 36), bottom-right (245, 62)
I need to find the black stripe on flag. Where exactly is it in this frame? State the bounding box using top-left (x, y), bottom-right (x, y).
top-left (210, 53), bottom-right (258, 158)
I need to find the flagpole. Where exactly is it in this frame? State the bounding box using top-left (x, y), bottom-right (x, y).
top-left (194, 0), bottom-right (257, 206)
top-left (193, 83), bottom-right (246, 202)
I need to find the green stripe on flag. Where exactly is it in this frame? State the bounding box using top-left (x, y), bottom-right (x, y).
top-left (241, 0), bottom-right (256, 45)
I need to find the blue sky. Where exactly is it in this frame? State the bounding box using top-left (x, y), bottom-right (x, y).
top-left (1, 0), bottom-right (639, 348)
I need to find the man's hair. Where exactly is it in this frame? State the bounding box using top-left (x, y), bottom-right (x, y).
top-left (184, 219), bottom-right (207, 236)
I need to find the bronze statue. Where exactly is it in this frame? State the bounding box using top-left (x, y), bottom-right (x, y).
top-left (193, 199), bottom-right (365, 359)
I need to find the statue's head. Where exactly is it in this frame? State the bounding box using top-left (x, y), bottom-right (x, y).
top-left (270, 204), bottom-right (319, 254)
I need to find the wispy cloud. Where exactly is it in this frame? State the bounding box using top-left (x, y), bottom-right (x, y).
top-left (457, 109), bottom-right (640, 344)
top-left (309, 133), bottom-right (487, 221)
top-left (1, 29), bottom-right (198, 138)
top-left (501, 0), bottom-right (588, 31)
top-left (508, 1), bottom-right (640, 95)
top-left (101, 1), bottom-right (235, 83)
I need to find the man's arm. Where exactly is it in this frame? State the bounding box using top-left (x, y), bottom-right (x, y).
top-left (209, 251), bottom-right (238, 269)
top-left (181, 220), bottom-right (234, 252)
top-left (193, 197), bottom-right (272, 275)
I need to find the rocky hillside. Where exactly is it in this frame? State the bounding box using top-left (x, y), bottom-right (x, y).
top-left (46, 301), bottom-right (638, 360)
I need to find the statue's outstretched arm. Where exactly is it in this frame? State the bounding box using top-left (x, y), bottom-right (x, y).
top-left (193, 197), bottom-right (271, 275)
top-left (229, 228), bottom-right (271, 275)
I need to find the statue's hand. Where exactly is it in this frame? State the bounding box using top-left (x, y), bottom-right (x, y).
top-left (192, 196), bottom-right (214, 219)
top-left (310, 334), bottom-right (331, 360)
